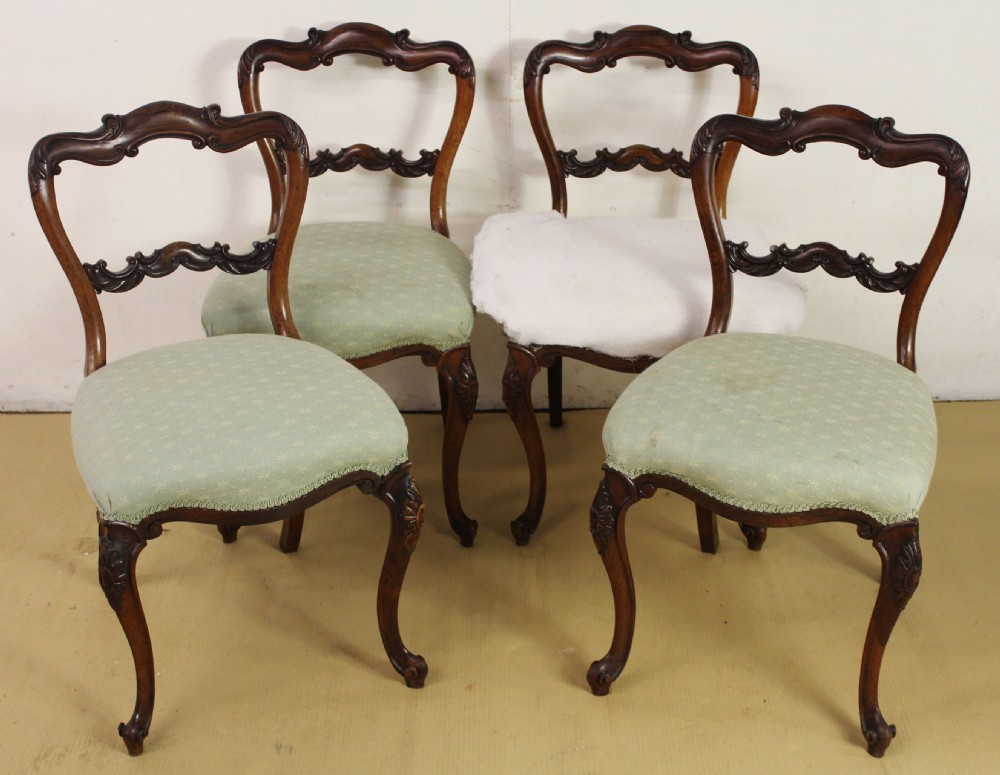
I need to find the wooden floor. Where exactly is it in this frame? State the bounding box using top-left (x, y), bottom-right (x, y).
top-left (2, 404), bottom-right (999, 773)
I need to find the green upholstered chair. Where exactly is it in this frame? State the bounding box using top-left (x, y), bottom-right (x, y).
top-left (201, 22), bottom-right (480, 548)
top-left (586, 105), bottom-right (969, 756)
top-left (30, 101), bottom-right (427, 755)
top-left (470, 26), bottom-right (807, 545)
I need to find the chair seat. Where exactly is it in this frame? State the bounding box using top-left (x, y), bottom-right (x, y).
top-left (470, 211), bottom-right (807, 358)
top-left (72, 334), bottom-right (409, 524)
top-left (603, 333), bottom-right (936, 524)
top-left (201, 222), bottom-right (475, 359)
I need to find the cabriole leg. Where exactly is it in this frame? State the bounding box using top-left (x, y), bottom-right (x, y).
top-left (437, 346), bottom-right (479, 547)
top-left (587, 469), bottom-right (639, 695)
top-left (375, 467), bottom-right (429, 688)
top-left (503, 343), bottom-right (546, 545)
top-left (859, 521), bottom-right (921, 757)
top-left (98, 521), bottom-right (155, 756)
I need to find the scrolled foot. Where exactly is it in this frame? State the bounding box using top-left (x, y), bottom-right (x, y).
top-left (739, 523), bottom-right (767, 550)
top-left (586, 660), bottom-right (616, 696)
top-left (511, 511), bottom-right (539, 546)
top-left (861, 709), bottom-right (896, 757)
top-left (454, 516), bottom-right (478, 548)
top-left (401, 655), bottom-right (429, 689)
top-left (118, 714), bottom-right (150, 756)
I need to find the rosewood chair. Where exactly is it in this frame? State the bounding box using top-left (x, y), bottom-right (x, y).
top-left (587, 105), bottom-right (969, 755)
top-left (471, 25), bottom-right (806, 545)
top-left (201, 23), bottom-right (480, 548)
top-left (30, 101), bottom-right (428, 755)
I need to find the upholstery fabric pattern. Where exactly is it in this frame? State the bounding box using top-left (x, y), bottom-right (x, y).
top-left (201, 222), bottom-right (474, 359)
top-left (603, 333), bottom-right (936, 524)
top-left (72, 334), bottom-right (409, 524)
top-left (470, 211), bottom-right (807, 358)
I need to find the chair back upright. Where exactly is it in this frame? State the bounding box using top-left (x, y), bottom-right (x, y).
top-left (29, 101), bottom-right (310, 376)
top-left (237, 22), bottom-right (475, 238)
top-left (689, 104), bottom-right (970, 371)
top-left (524, 25), bottom-right (759, 219)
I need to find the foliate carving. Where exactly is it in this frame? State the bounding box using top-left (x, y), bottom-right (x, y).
top-left (590, 479), bottom-right (617, 555)
top-left (399, 477), bottom-right (424, 552)
top-left (312, 145), bottom-right (439, 178)
top-left (558, 146), bottom-right (690, 179)
top-left (453, 354), bottom-right (478, 423)
top-left (98, 534), bottom-right (132, 610)
top-left (84, 239), bottom-right (276, 293)
top-left (889, 537), bottom-right (921, 612)
top-left (724, 240), bottom-right (917, 294)
top-left (501, 355), bottom-right (525, 420)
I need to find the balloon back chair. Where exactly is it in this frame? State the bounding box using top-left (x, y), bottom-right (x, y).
top-left (201, 23), bottom-right (480, 548)
top-left (29, 101), bottom-right (427, 755)
top-left (471, 25), bottom-right (807, 545)
top-left (587, 104), bottom-right (969, 756)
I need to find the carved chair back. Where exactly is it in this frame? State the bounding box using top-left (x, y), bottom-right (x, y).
top-left (237, 22), bottom-right (475, 238)
top-left (690, 104), bottom-right (970, 371)
top-left (524, 25), bottom-right (759, 219)
top-left (29, 101), bottom-right (310, 376)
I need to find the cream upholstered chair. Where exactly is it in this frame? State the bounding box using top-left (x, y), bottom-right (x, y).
top-left (586, 105), bottom-right (969, 756)
top-left (201, 23), bottom-right (480, 548)
top-left (30, 101), bottom-right (427, 755)
top-left (471, 26), bottom-right (806, 545)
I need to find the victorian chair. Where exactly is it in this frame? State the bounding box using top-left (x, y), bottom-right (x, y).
top-left (201, 23), bottom-right (480, 548)
top-left (471, 26), bottom-right (806, 545)
top-left (586, 105), bottom-right (969, 755)
top-left (30, 101), bottom-right (428, 755)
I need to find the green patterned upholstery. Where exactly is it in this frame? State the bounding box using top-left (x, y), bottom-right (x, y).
top-left (72, 334), bottom-right (409, 524)
top-left (604, 333), bottom-right (936, 525)
top-left (201, 222), bottom-right (474, 359)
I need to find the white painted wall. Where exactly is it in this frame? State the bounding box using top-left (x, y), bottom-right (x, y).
top-left (3, 0), bottom-right (997, 411)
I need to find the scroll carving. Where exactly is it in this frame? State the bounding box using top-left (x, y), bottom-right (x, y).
top-left (453, 354), bottom-right (479, 423)
top-left (558, 146), bottom-right (689, 178)
top-left (501, 356), bottom-right (525, 420)
top-left (84, 239), bottom-right (276, 293)
top-left (724, 240), bottom-right (917, 294)
top-left (238, 24), bottom-right (474, 89)
top-left (312, 145), bottom-right (439, 178)
top-left (98, 534), bottom-right (132, 610)
top-left (890, 537), bottom-right (921, 612)
top-left (590, 479), bottom-right (617, 555)
top-left (399, 477), bottom-right (424, 552)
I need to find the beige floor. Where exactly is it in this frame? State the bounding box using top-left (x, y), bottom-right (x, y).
top-left (1, 404), bottom-right (998, 773)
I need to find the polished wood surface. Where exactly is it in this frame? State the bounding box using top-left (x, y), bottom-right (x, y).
top-left (588, 104), bottom-right (969, 756)
top-left (236, 23), bottom-right (479, 546)
top-left (506, 26), bottom-right (758, 542)
top-left (30, 102), bottom-right (427, 754)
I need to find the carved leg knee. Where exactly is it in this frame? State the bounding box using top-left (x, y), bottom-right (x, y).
top-left (503, 343), bottom-right (546, 545)
top-left (859, 521), bottom-right (921, 757)
top-left (437, 346), bottom-right (478, 547)
top-left (587, 469), bottom-right (640, 695)
top-left (375, 466), bottom-right (428, 688)
top-left (99, 521), bottom-right (156, 755)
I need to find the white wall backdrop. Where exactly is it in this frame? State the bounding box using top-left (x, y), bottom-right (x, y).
top-left (2, 0), bottom-right (997, 411)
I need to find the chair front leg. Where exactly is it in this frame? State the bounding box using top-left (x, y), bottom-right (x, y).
top-left (437, 345), bottom-right (479, 547)
top-left (859, 521), bottom-right (921, 757)
top-left (98, 521), bottom-right (155, 756)
top-left (375, 466), bottom-right (429, 688)
top-left (587, 469), bottom-right (639, 695)
top-left (503, 343), bottom-right (546, 545)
